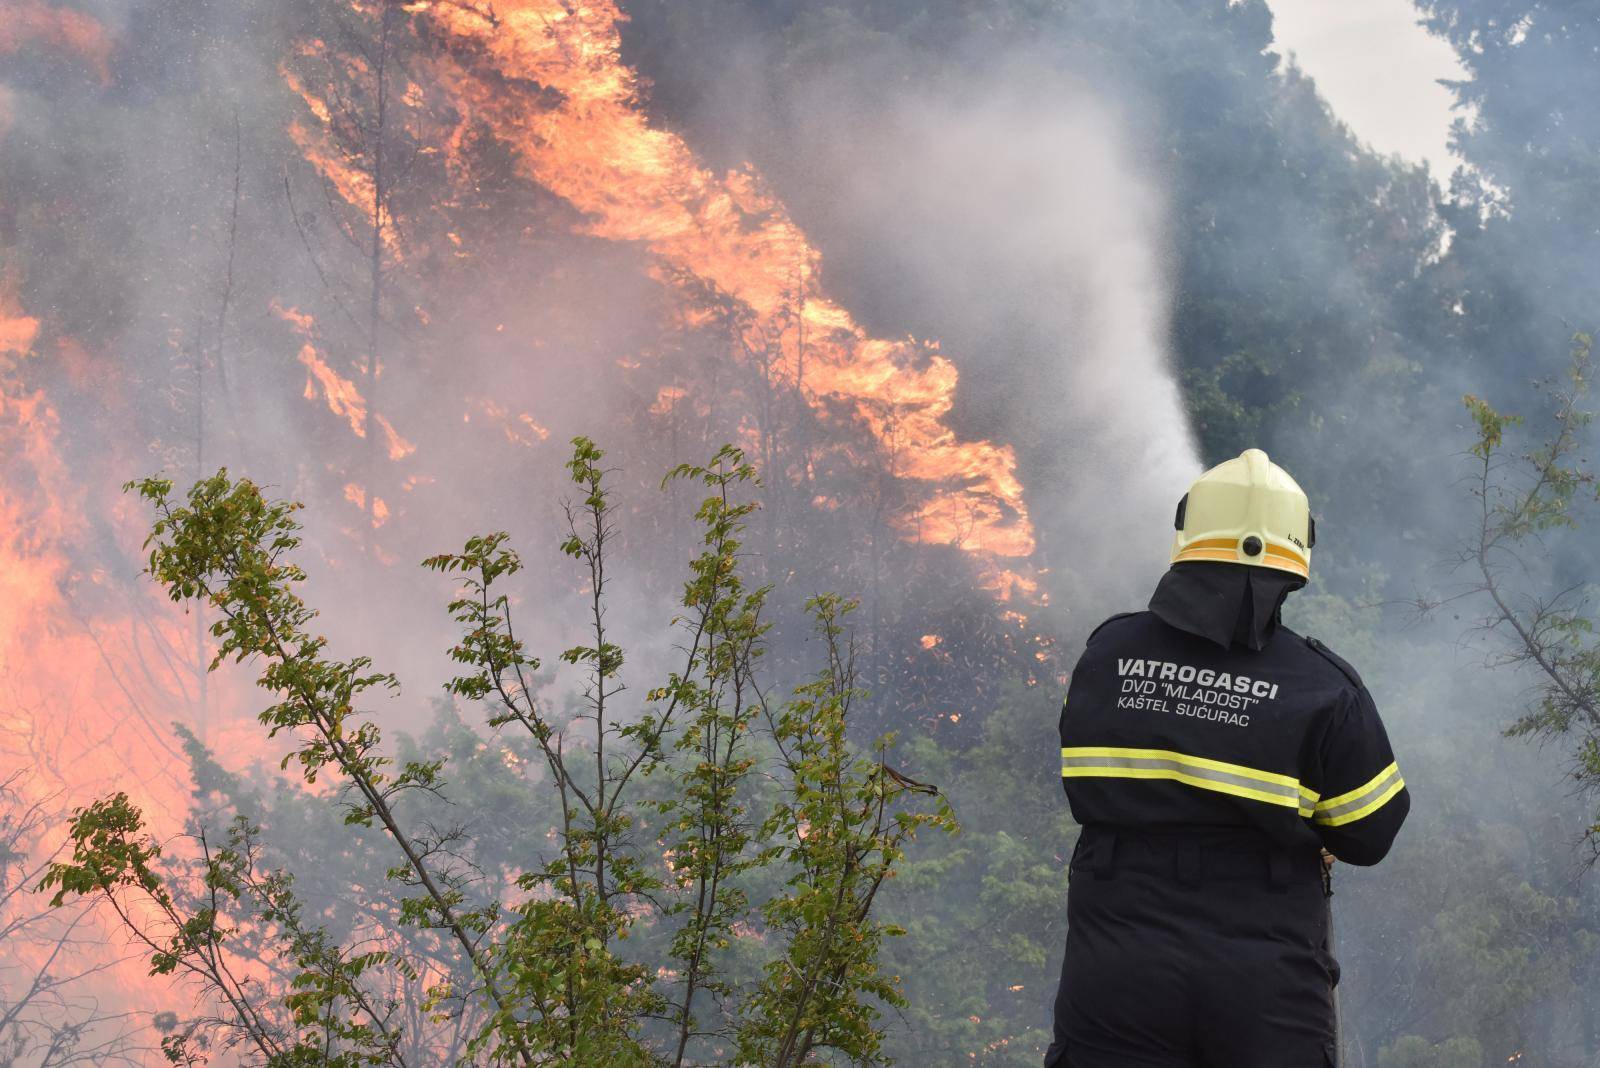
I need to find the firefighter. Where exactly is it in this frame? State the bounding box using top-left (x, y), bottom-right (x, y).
top-left (1044, 448), bottom-right (1409, 1068)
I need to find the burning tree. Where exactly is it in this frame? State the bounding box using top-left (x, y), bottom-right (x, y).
top-left (41, 438), bottom-right (955, 1066)
top-left (4, 1), bottom-right (1061, 1060)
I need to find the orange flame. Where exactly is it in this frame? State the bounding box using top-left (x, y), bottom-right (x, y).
top-left (0, 0), bottom-right (113, 84)
top-left (282, 59), bottom-right (402, 256)
top-left (0, 266), bottom-right (301, 1044)
top-left (649, 385), bottom-right (688, 416)
top-left (471, 396), bottom-right (552, 447)
top-left (290, 0), bottom-right (1034, 561)
top-left (344, 482), bottom-right (391, 527)
top-left (277, 303), bottom-right (417, 460)
top-left (0, 274), bottom-right (244, 831)
top-left (0, 287), bottom-right (39, 362)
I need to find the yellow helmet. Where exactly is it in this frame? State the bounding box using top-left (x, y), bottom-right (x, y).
top-left (1171, 448), bottom-right (1313, 579)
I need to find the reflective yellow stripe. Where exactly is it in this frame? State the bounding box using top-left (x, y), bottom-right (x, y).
top-left (1063, 766), bottom-right (1294, 807)
top-left (1058, 747), bottom-right (1400, 824)
top-left (1061, 746), bottom-right (1307, 811)
top-left (1183, 537), bottom-right (1240, 552)
top-left (1313, 762), bottom-right (1404, 827)
top-left (1264, 545), bottom-right (1306, 566)
top-left (1317, 779), bottom-right (1405, 827)
top-left (1298, 785), bottom-right (1320, 818)
top-left (1315, 762), bottom-right (1399, 808)
top-left (1173, 538), bottom-right (1309, 577)
top-left (1262, 549), bottom-right (1310, 577)
top-left (1063, 746), bottom-right (1300, 787)
top-left (1173, 548), bottom-right (1243, 564)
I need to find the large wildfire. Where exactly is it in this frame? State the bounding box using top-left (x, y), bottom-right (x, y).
top-left (286, 0), bottom-right (1034, 561)
top-left (435, 0), bottom-right (1033, 555)
top-left (2, 0), bottom-right (1041, 801)
top-left (0, 0), bottom-right (1053, 803)
top-left (0, 0), bottom-right (1057, 1056)
top-left (0, 26), bottom-right (218, 829)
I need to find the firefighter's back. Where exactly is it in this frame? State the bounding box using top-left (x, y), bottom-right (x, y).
top-left (1059, 609), bottom-right (1356, 845)
top-left (1047, 609), bottom-right (1406, 1067)
top-left (1051, 610), bottom-right (1334, 1067)
top-left (1044, 450), bottom-right (1409, 1067)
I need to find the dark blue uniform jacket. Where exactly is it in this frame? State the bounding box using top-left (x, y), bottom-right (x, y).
top-left (1059, 610), bottom-right (1408, 865)
top-left (1045, 563), bottom-right (1409, 1067)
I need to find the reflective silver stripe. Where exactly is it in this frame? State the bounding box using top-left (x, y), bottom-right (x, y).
top-left (1060, 754), bottom-right (1302, 807)
top-left (1314, 764), bottom-right (1404, 824)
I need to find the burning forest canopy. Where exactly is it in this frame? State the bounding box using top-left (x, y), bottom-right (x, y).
top-left (2, 0), bottom-right (1074, 811)
top-left (4, 0), bottom-right (1600, 1065)
top-left (2, 0), bottom-right (1088, 1061)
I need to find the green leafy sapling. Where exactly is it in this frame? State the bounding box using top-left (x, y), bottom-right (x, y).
top-left (41, 800), bottom-right (405, 1066)
top-left (425, 438), bottom-right (663, 1064)
top-left (115, 473), bottom-right (534, 1065)
top-left (1450, 336), bottom-right (1600, 848)
top-left (654, 446), bottom-right (771, 1065)
top-left (739, 595), bottom-right (958, 1068)
top-left (48, 440), bottom-right (956, 1066)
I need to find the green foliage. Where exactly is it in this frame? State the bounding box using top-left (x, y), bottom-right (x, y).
top-left (48, 439), bottom-right (953, 1066)
top-left (873, 685), bottom-right (1072, 1066)
top-left (0, 775), bottom-right (147, 1065)
top-left (119, 468), bottom-right (521, 1063)
top-left (124, 470), bottom-right (422, 819)
top-left (42, 799), bottom-right (405, 1066)
top-left (737, 595), bottom-right (957, 1068)
top-left (1419, 0), bottom-right (1600, 385)
top-left (42, 794), bottom-right (165, 910)
top-left (653, 445), bottom-right (770, 1064)
top-left (1449, 339), bottom-right (1600, 843)
top-left (1465, 336), bottom-right (1594, 536)
top-left (1180, 348), bottom-right (1302, 453)
top-left (1462, 394), bottom-right (1520, 462)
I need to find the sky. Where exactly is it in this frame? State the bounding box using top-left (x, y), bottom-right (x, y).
top-left (1267, 0), bottom-right (1468, 182)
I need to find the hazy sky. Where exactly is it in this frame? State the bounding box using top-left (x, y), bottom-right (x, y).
top-left (1267, 0), bottom-right (1467, 181)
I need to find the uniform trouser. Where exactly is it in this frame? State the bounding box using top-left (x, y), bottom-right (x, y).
top-left (1044, 827), bottom-right (1338, 1068)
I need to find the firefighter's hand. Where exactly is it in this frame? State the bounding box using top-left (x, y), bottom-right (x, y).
top-left (1320, 848), bottom-right (1337, 871)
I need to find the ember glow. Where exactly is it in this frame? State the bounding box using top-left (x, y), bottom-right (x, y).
top-left (0, 274), bottom-right (38, 359)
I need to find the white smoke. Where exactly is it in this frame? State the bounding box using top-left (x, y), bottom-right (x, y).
top-left (776, 62), bottom-right (1203, 619)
